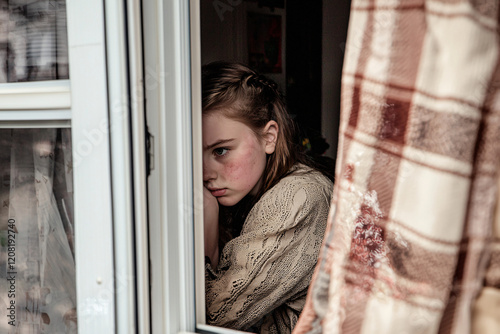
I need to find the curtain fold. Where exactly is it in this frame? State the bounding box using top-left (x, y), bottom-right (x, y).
top-left (0, 129), bottom-right (76, 334)
top-left (294, 1), bottom-right (500, 333)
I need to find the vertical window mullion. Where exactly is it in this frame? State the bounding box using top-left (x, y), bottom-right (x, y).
top-left (66, 0), bottom-right (116, 333)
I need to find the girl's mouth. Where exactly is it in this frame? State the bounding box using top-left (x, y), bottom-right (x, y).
top-left (210, 188), bottom-right (226, 197)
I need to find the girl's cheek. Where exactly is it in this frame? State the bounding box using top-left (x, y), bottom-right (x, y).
top-left (223, 148), bottom-right (254, 180)
top-left (223, 160), bottom-right (243, 180)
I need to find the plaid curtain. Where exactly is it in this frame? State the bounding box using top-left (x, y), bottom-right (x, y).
top-left (294, 1), bottom-right (500, 333)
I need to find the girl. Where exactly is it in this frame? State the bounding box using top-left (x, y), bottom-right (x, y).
top-left (203, 62), bottom-right (333, 334)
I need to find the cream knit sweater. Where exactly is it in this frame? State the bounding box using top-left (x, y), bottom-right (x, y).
top-left (206, 164), bottom-right (333, 333)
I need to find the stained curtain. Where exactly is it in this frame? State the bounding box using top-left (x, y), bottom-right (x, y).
top-left (294, 1), bottom-right (500, 333)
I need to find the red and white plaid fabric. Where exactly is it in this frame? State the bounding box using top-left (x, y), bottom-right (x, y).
top-left (294, 1), bottom-right (500, 333)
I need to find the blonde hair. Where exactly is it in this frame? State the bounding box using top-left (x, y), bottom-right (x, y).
top-left (202, 61), bottom-right (298, 197)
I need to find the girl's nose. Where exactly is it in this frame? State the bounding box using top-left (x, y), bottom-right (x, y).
top-left (203, 160), bottom-right (217, 182)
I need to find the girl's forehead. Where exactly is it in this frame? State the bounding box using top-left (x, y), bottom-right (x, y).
top-left (202, 109), bottom-right (266, 139)
top-left (202, 113), bottom-right (259, 144)
top-left (203, 110), bottom-right (241, 127)
top-left (203, 113), bottom-right (246, 131)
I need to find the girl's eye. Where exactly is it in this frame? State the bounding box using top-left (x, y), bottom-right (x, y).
top-left (213, 147), bottom-right (229, 157)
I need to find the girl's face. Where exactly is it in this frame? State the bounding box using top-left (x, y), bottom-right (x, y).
top-left (202, 112), bottom-right (277, 206)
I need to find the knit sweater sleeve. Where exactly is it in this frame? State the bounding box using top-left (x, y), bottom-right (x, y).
top-left (205, 169), bottom-right (332, 332)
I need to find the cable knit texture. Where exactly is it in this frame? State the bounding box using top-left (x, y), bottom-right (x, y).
top-left (206, 164), bottom-right (333, 333)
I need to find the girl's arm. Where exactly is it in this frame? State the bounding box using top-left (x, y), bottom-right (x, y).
top-left (204, 186), bottom-right (220, 269)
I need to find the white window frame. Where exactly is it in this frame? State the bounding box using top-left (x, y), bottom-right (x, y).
top-left (143, 0), bottom-right (252, 333)
top-left (0, 80), bottom-right (71, 110)
top-left (68, 0), bottom-right (146, 333)
top-left (0, 1), bottom-right (144, 333)
top-left (143, 0), bottom-right (198, 333)
top-left (66, 1), bottom-right (117, 331)
top-left (1, 0), bottom-right (252, 332)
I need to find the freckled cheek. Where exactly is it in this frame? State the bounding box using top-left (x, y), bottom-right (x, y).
top-left (223, 148), bottom-right (261, 187)
top-left (223, 161), bottom-right (248, 183)
top-left (223, 162), bottom-right (241, 178)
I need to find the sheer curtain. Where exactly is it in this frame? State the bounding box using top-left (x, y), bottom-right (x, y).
top-left (0, 129), bottom-right (76, 333)
top-left (294, 1), bottom-right (500, 333)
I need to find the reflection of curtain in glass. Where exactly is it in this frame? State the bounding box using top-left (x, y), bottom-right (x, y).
top-left (0, 129), bottom-right (76, 334)
top-left (55, 129), bottom-right (74, 257)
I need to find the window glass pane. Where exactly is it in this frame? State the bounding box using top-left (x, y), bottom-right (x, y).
top-left (0, 0), bottom-right (69, 83)
top-left (0, 128), bottom-right (76, 333)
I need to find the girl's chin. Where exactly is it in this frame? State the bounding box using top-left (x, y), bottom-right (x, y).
top-left (217, 197), bottom-right (236, 207)
top-left (216, 195), bottom-right (242, 207)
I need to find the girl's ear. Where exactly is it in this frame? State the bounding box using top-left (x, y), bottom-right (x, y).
top-left (262, 120), bottom-right (279, 154)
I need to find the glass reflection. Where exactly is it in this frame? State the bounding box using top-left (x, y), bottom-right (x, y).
top-left (0, 129), bottom-right (76, 333)
top-left (0, 0), bottom-right (69, 83)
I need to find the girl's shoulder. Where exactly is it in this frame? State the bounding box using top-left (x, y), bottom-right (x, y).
top-left (243, 163), bottom-right (333, 232)
top-left (283, 163), bottom-right (333, 188)
top-left (262, 163), bottom-right (333, 202)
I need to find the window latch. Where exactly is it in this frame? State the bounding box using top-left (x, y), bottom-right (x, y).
top-left (146, 128), bottom-right (154, 176)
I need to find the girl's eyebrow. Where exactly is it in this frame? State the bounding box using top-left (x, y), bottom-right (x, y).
top-left (205, 138), bottom-right (235, 150)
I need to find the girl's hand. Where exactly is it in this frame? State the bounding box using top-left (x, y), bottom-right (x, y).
top-left (204, 187), bottom-right (219, 269)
